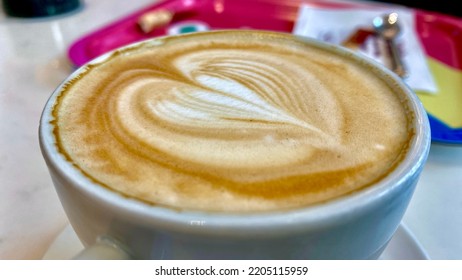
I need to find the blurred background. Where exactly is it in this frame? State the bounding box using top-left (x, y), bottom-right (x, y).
top-left (369, 0), bottom-right (461, 17)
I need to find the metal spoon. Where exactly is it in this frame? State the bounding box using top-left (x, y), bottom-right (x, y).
top-left (373, 13), bottom-right (407, 78)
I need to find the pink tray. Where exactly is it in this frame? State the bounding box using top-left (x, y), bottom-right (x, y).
top-left (69, 0), bottom-right (462, 68)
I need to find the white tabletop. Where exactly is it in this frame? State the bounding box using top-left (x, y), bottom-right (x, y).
top-left (0, 0), bottom-right (461, 260)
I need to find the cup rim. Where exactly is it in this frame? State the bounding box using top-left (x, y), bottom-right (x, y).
top-left (39, 30), bottom-right (431, 236)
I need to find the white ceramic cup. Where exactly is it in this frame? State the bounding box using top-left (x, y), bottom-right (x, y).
top-left (39, 31), bottom-right (431, 260)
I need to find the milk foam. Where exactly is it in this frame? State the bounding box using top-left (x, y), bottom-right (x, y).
top-left (53, 31), bottom-right (412, 212)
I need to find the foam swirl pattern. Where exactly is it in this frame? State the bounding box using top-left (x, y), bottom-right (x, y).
top-left (53, 31), bottom-right (412, 212)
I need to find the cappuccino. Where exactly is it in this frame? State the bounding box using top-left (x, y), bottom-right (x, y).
top-left (51, 30), bottom-right (413, 212)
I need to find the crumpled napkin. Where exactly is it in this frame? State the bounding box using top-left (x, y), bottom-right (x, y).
top-left (293, 2), bottom-right (437, 94)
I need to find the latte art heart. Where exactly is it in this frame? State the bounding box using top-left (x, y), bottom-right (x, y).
top-left (116, 49), bottom-right (343, 173)
top-left (53, 31), bottom-right (412, 212)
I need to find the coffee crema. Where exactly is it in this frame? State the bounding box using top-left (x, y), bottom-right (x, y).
top-left (52, 30), bottom-right (413, 212)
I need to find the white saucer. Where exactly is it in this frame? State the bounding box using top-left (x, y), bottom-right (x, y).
top-left (42, 223), bottom-right (429, 260)
top-left (379, 223), bottom-right (430, 260)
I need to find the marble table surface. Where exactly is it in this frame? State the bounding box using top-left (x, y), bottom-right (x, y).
top-left (1, 0), bottom-right (461, 259)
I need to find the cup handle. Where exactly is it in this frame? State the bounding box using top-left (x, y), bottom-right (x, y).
top-left (72, 235), bottom-right (133, 260)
